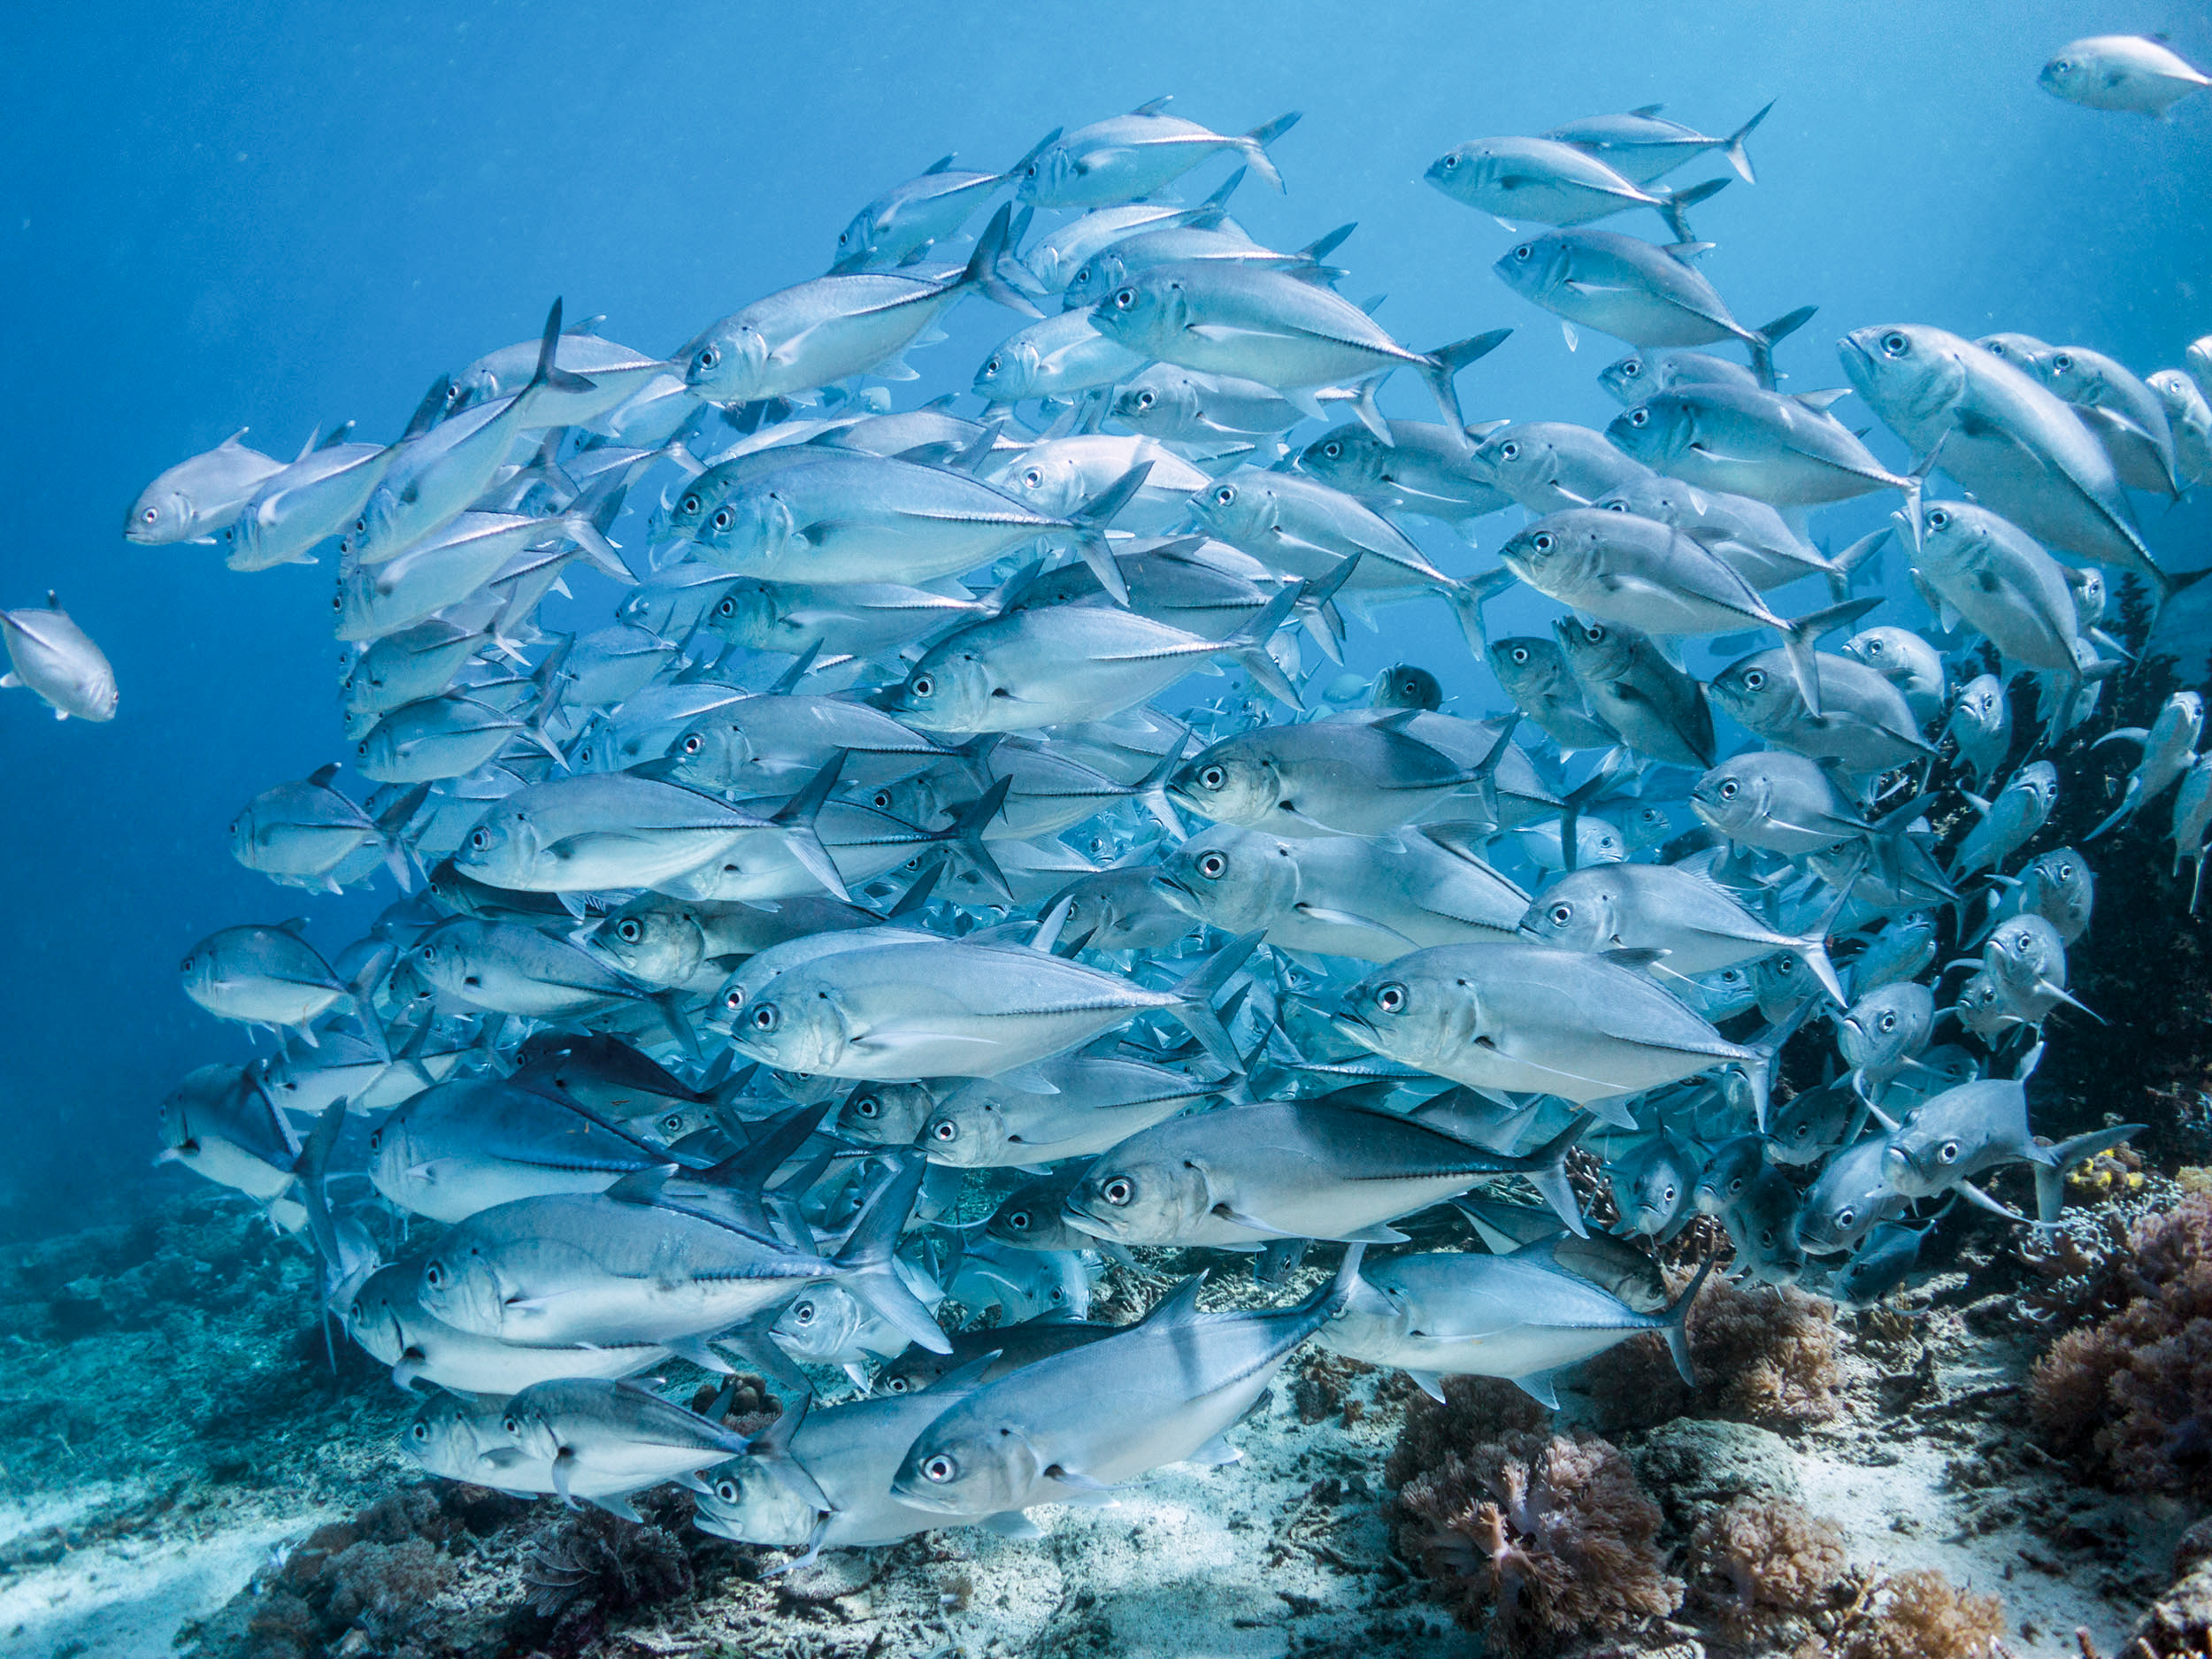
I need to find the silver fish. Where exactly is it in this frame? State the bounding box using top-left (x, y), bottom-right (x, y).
top-left (1017, 99), bottom-right (1298, 206)
top-left (0, 592), bottom-right (119, 722)
top-left (2039, 35), bottom-right (2210, 116)
top-left (1946, 672), bottom-right (2012, 787)
top-left (1952, 760), bottom-right (2059, 879)
top-left (503, 1378), bottom-right (752, 1518)
top-left (1609, 384), bottom-right (1923, 508)
top-left (1542, 101), bottom-right (1773, 186)
top-left (2089, 690), bottom-right (2202, 839)
top-left (125, 428), bottom-right (287, 544)
top-left (1426, 135), bottom-right (1728, 240)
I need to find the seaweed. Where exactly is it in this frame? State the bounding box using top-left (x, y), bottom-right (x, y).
top-left (2029, 1192), bottom-right (2212, 1497)
top-left (1688, 1494), bottom-right (1849, 1624)
top-left (1389, 1378), bottom-right (1681, 1655)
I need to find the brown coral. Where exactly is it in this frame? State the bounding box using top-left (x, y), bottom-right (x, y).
top-left (1812, 1567), bottom-right (2007, 1659)
top-left (1391, 1378), bottom-right (1681, 1655)
top-left (2030, 1193), bottom-right (2212, 1496)
top-left (1690, 1495), bottom-right (1848, 1621)
top-left (1582, 1274), bottom-right (1843, 1432)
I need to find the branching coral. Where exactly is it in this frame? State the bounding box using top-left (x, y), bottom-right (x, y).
top-left (1390, 1378), bottom-right (1681, 1655)
top-left (2030, 1192), bottom-right (2212, 1496)
top-left (1690, 1495), bottom-right (1848, 1623)
top-left (1582, 1274), bottom-right (1843, 1432)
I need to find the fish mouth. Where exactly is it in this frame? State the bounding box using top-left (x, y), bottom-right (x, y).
top-left (1148, 872), bottom-right (1202, 918)
top-left (1056, 1200), bottom-right (1121, 1241)
top-left (887, 1475), bottom-right (974, 1515)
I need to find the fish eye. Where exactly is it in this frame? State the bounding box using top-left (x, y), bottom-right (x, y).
top-left (1322, 441), bottom-right (1341, 458)
top-left (2059, 863), bottom-right (2074, 879)
top-left (681, 733), bottom-right (703, 755)
top-left (1939, 1141), bottom-right (1961, 1163)
top-left (680, 494), bottom-right (702, 516)
top-left (1007, 1210), bottom-right (1030, 1230)
top-left (1441, 155), bottom-right (1458, 171)
top-left (1718, 780), bottom-right (1739, 800)
top-left (411, 1420), bottom-right (429, 1441)
top-left (1927, 508), bottom-right (1949, 530)
top-left (1662, 1185), bottom-right (1676, 1203)
top-left (922, 1454), bottom-right (958, 1482)
top-left (1199, 765), bottom-right (1225, 790)
top-left (1213, 485), bottom-right (1236, 506)
top-left (501, 1412), bottom-right (521, 1436)
top-left (910, 675), bottom-right (934, 698)
top-left (1101, 1177), bottom-right (1134, 1205)
top-left (1500, 442), bottom-right (1520, 461)
top-left (1759, 1230), bottom-right (1777, 1248)
top-left (696, 347), bottom-right (720, 371)
top-left (179, 956), bottom-right (194, 973)
top-left (1023, 468), bottom-right (1043, 488)
top-left (617, 918), bottom-right (643, 943)
top-left (662, 1111), bottom-right (684, 1135)
top-left (469, 829), bottom-right (489, 850)
top-left (883, 1375), bottom-right (910, 1394)
top-left (141, 506), bottom-right (158, 524)
top-left (749, 1003), bottom-right (780, 1031)
top-left (715, 1476), bottom-right (742, 1502)
top-left (2053, 354), bottom-right (2072, 373)
top-left (1548, 903), bottom-right (1573, 925)
top-left (332, 594), bottom-right (344, 611)
top-left (1509, 646), bottom-right (1529, 664)
top-left (1620, 359), bottom-right (1642, 379)
top-left (1513, 243), bottom-right (1532, 261)
top-left (1375, 982), bottom-right (1407, 1013)
top-left (1834, 1205), bottom-right (1860, 1230)
top-left (368, 1128), bottom-right (383, 1152)
top-left (986, 357), bottom-right (1002, 374)
top-left (1111, 287), bottom-right (1137, 310)
top-left (711, 508), bottom-right (734, 532)
top-left (425, 1262), bottom-right (445, 1288)
top-left (1628, 408), bottom-right (1649, 427)
top-left (1881, 332), bottom-right (1909, 357)
top-left (1135, 390), bottom-right (1155, 410)
top-left (1743, 669), bottom-right (1765, 689)
top-left (853, 1094), bottom-right (879, 1118)
top-left (932, 1120), bottom-right (957, 1141)
top-left (419, 945), bottom-right (437, 964)
top-left (793, 1301), bottom-right (815, 1325)
top-left (871, 789), bottom-right (894, 810)
top-left (1878, 1010), bottom-right (1898, 1032)
top-left (1530, 531), bottom-right (1553, 553)
top-left (1198, 852), bottom-right (1227, 879)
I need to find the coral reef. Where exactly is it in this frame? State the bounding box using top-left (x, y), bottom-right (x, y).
top-left (1689, 1494), bottom-right (1848, 1621)
top-left (2030, 1192), bottom-right (2212, 1497)
top-left (1582, 1275), bottom-right (1843, 1432)
top-left (1389, 1377), bottom-right (1681, 1655)
top-left (2124, 1518), bottom-right (2212, 1656)
top-left (513, 1493), bottom-right (702, 1651)
top-left (1803, 1567), bottom-right (2008, 1659)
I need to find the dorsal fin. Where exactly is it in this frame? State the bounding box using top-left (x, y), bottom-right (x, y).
top-left (1140, 1271), bottom-right (1210, 1326)
top-left (1131, 95), bottom-right (1173, 116)
top-left (924, 154), bottom-right (956, 175)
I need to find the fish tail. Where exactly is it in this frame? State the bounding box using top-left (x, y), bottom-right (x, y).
top-left (1778, 594), bottom-right (1882, 718)
top-left (928, 775), bottom-right (1015, 903)
top-left (1517, 1111), bottom-right (1594, 1237)
top-left (1240, 111), bottom-right (1302, 190)
top-left (1169, 932), bottom-right (1264, 1072)
top-left (964, 204), bottom-right (1042, 318)
top-left (1416, 328), bottom-right (1512, 430)
top-left (1723, 99), bottom-right (1776, 184)
top-left (1660, 1249), bottom-right (1719, 1386)
top-left (835, 1156), bottom-right (950, 1354)
top-left (1653, 175), bottom-right (1730, 242)
top-left (1746, 303), bottom-right (1816, 389)
top-left (1823, 525), bottom-right (1892, 602)
top-left (2033, 1125), bottom-right (2146, 1224)
top-left (1218, 579), bottom-right (1306, 710)
top-left (769, 751), bottom-right (853, 902)
top-left (525, 298), bottom-right (597, 401)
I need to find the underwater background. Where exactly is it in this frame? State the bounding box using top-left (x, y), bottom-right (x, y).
top-left (2, 0), bottom-right (2205, 1242)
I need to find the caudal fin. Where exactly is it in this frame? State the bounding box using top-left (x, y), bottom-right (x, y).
top-left (1660, 1250), bottom-right (1718, 1385)
top-left (1747, 303), bottom-right (1816, 389)
top-left (1723, 100), bottom-right (1776, 184)
top-left (1240, 111), bottom-right (1302, 191)
top-left (836, 1156), bottom-right (950, 1353)
top-left (1417, 328), bottom-right (1513, 429)
top-left (1653, 176), bottom-right (1730, 242)
top-left (963, 204), bottom-right (1042, 318)
top-left (1170, 932), bottom-right (1264, 1072)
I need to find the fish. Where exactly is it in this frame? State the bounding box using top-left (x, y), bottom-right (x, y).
top-left (2147, 370), bottom-right (2212, 486)
top-left (1707, 637), bottom-right (1931, 778)
top-left (2032, 345), bottom-right (2185, 496)
top-left (1609, 385), bottom-right (1925, 509)
top-left (1426, 136), bottom-right (1729, 241)
top-left (1295, 422), bottom-right (1512, 526)
top-left (1064, 1099), bottom-right (1592, 1247)
top-left (0, 592), bottom-right (119, 722)
top-left (502, 1378), bottom-right (754, 1518)
top-left (1542, 101), bottom-right (1774, 185)
top-left (1946, 673), bottom-right (2013, 787)
top-left (1598, 347), bottom-right (1760, 403)
top-left (1318, 1244), bottom-right (1709, 1406)
top-left (920, 1053), bottom-right (1230, 1169)
top-left (1836, 1211), bottom-right (1944, 1308)
top-left (230, 764), bottom-right (421, 893)
top-left (875, 1318), bottom-right (1123, 1394)
top-left (1836, 981), bottom-right (1935, 1100)
top-left (125, 429), bottom-right (288, 544)
top-left (2174, 758), bottom-right (2212, 911)
top-left (832, 139), bottom-right (1053, 273)
top-left (1691, 750), bottom-right (1870, 856)
top-left (180, 920), bottom-right (365, 1041)
top-left (1333, 941), bottom-right (1753, 1113)
top-left (1981, 848), bottom-right (2094, 945)
top-left (889, 1253), bottom-right (1357, 1517)
top-left (2039, 35), bottom-right (2210, 117)
top-left (1883, 1070), bottom-right (2142, 1224)
top-left (1494, 228), bottom-right (1812, 387)
top-left (973, 309), bottom-right (1147, 403)
top-left (1607, 1127), bottom-right (1702, 1240)
top-left (157, 1063), bottom-right (311, 1230)
top-left (2088, 691), bottom-right (2202, 839)
top-left (1834, 626), bottom-right (1947, 724)
top-left (1555, 617), bottom-right (1715, 767)
top-left (1017, 99), bottom-right (1300, 206)
top-left (1486, 635), bottom-right (1619, 751)
top-left (1720, 1164), bottom-right (1807, 1284)
top-left (225, 433), bottom-right (398, 572)
top-left (1593, 479), bottom-right (1877, 594)
top-left (1951, 761), bottom-right (2060, 879)
top-left (346, 1262), bottom-right (667, 1395)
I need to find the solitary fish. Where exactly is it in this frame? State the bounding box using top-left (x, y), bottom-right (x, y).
top-left (0, 592), bottom-right (119, 722)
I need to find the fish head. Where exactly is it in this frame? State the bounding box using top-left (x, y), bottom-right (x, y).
top-left (973, 336), bottom-right (1043, 403)
top-left (365, 1107), bottom-right (424, 1204)
top-left (1498, 514), bottom-right (1593, 590)
top-left (1707, 651), bottom-right (1801, 729)
top-left (1188, 469), bottom-right (1277, 541)
top-left (705, 581), bottom-right (782, 649)
top-left (1486, 635), bottom-right (1564, 703)
top-left (1683, 963), bottom-right (1756, 1023)
top-left (1371, 664), bottom-right (1442, 712)
top-left (1553, 613), bottom-right (1632, 686)
top-left (1693, 1135), bottom-right (1765, 1214)
top-left (1423, 142), bottom-right (1492, 203)
top-left (2016, 761), bottom-right (2061, 812)
top-left (1331, 960), bottom-right (1478, 1073)
top-left (1296, 426), bottom-right (1386, 493)
top-left (681, 319), bottom-right (772, 404)
top-left (888, 646), bottom-right (995, 733)
top-left (987, 1178), bottom-right (1076, 1249)
top-left (664, 718), bottom-right (752, 792)
top-left (1985, 914), bottom-right (2064, 987)
top-left (2024, 849), bottom-right (2092, 926)
top-left (1976, 333), bottom-right (2054, 377)
top-left (1597, 353), bottom-right (1651, 406)
top-left (1913, 502), bottom-right (1996, 581)
top-left (1061, 250), bottom-right (1129, 311)
top-left (1519, 872), bottom-right (1617, 952)
top-left (344, 1274), bottom-right (411, 1369)
top-left (2062, 564), bottom-right (2108, 625)
top-left (830, 204), bottom-right (890, 273)
top-left (892, 1408), bottom-right (1042, 1515)
top-left (497, 1395), bottom-right (563, 1464)
top-left (727, 978), bottom-right (851, 1073)
top-left (124, 483), bottom-right (196, 544)
top-left (1493, 232), bottom-right (1571, 310)
top-left (1604, 396), bottom-right (1691, 469)
top-left (453, 803), bottom-right (541, 888)
top-left (404, 1394), bottom-right (497, 1479)
top-left (1688, 758), bottom-right (1768, 840)
top-left (1839, 982), bottom-right (1932, 1073)
top-left (1949, 971), bottom-right (2015, 1043)
top-left (1111, 368), bottom-right (1197, 433)
top-left (1167, 741), bottom-right (1279, 826)
top-left (416, 1232), bottom-right (509, 1336)
top-left (1063, 1145), bottom-right (1211, 1242)
top-left (343, 486), bottom-right (411, 568)
top-left (1837, 325), bottom-right (1969, 430)
top-left (773, 1285), bottom-right (865, 1361)
top-left (836, 1084), bottom-right (933, 1150)
top-left (990, 449), bottom-right (1087, 518)
top-left (1472, 426), bottom-right (1563, 501)
top-left (1154, 825), bottom-right (1296, 934)
top-left (1091, 272), bottom-right (1186, 355)
top-left (1014, 135), bottom-right (1079, 206)
top-left (922, 1096), bottom-right (1010, 1168)
top-left (445, 367), bottom-right (499, 419)
top-left (696, 1456), bottom-right (820, 1547)
top-left (591, 899), bottom-right (708, 987)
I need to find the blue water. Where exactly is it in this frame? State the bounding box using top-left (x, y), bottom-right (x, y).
top-left (0, 1), bottom-right (2205, 1239)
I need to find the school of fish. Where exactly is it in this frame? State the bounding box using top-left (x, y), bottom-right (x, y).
top-left (96, 56), bottom-right (2212, 1567)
